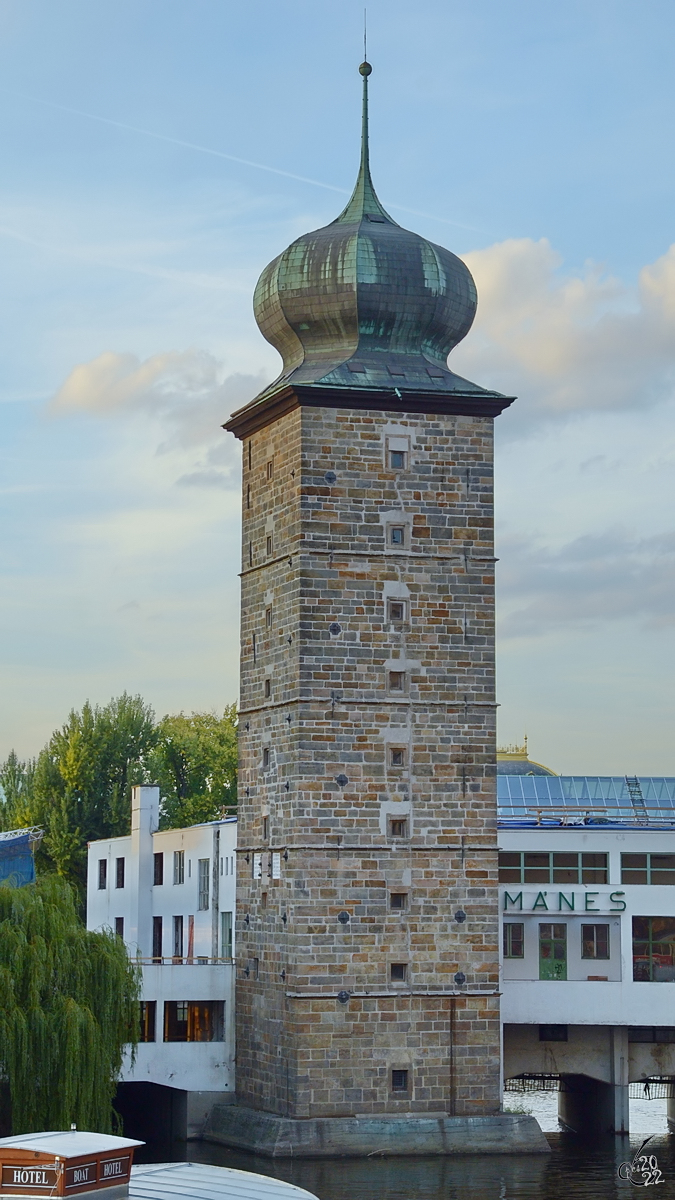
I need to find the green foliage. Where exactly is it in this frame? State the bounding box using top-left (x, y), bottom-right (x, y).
top-left (151, 705), bottom-right (238, 829)
top-left (0, 695), bottom-right (238, 890)
top-left (27, 694), bottom-right (157, 889)
top-left (0, 875), bottom-right (140, 1132)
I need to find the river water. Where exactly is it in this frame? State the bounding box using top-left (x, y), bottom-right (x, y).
top-left (140, 1095), bottom-right (675, 1199)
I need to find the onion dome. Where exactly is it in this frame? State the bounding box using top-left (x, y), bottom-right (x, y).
top-left (226, 63), bottom-right (514, 435)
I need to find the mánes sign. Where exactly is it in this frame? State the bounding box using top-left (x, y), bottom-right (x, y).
top-left (502, 890), bottom-right (627, 912)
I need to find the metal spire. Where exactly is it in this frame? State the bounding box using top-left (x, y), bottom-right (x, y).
top-left (335, 59), bottom-right (395, 224)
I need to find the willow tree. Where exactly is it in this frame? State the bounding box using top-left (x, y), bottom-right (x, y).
top-left (0, 875), bottom-right (140, 1133)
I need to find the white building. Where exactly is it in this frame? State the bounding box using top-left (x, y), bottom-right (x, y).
top-left (498, 773), bottom-right (675, 1134)
top-left (86, 786), bottom-right (236, 1138)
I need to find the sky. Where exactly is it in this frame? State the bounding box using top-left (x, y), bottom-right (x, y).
top-left (1, 0), bottom-right (675, 774)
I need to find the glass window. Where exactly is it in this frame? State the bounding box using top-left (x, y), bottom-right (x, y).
top-left (582, 853), bottom-right (608, 884)
top-left (389, 526), bottom-right (405, 547)
top-left (139, 1001), bottom-right (156, 1043)
top-left (524, 853), bottom-right (549, 884)
top-left (173, 915), bottom-right (184, 959)
top-left (633, 916), bottom-right (675, 981)
top-left (153, 853), bottom-right (164, 886)
top-left (114, 917), bottom-right (124, 939)
top-left (266, 459), bottom-right (274, 481)
top-left (390, 450), bottom-right (406, 469)
top-left (266, 534), bottom-right (273, 556)
top-left (388, 671), bottom-right (406, 692)
top-left (498, 852), bottom-right (521, 883)
top-left (390, 893), bottom-right (408, 911)
top-left (391, 1069), bottom-right (409, 1091)
top-left (390, 963), bottom-right (408, 982)
top-left (98, 860), bottom-right (107, 890)
top-left (623, 853), bottom-right (675, 885)
top-left (152, 915), bottom-right (163, 962)
top-left (390, 819), bottom-right (407, 838)
top-left (198, 859), bottom-right (210, 911)
top-left (390, 748), bottom-right (405, 767)
top-left (264, 678), bottom-right (271, 699)
top-left (503, 922), bottom-right (524, 958)
top-left (552, 853), bottom-right (579, 884)
top-left (387, 599), bottom-right (407, 622)
top-left (116, 857), bottom-right (125, 889)
top-left (582, 924), bottom-right (609, 959)
top-left (221, 911), bottom-right (233, 959)
top-left (622, 853), bottom-right (648, 884)
top-left (173, 850), bottom-right (185, 886)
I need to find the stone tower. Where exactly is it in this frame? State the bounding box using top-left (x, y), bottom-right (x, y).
top-left (219, 63), bottom-right (527, 1157)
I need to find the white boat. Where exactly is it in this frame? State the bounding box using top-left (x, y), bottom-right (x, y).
top-left (131, 1163), bottom-right (318, 1200)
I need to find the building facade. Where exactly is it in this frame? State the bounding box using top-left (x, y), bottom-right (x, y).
top-left (498, 774), bottom-right (675, 1133)
top-left (214, 63), bottom-right (532, 1155)
top-left (86, 786), bottom-right (236, 1137)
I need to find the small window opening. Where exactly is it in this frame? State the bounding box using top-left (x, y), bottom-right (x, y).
top-left (264, 678), bottom-right (271, 699)
top-left (389, 526), bottom-right (405, 547)
top-left (263, 816), bottom-right (269, 840)
top-left (387, 599), bottom-right (407, 622)
top-left (153, 852), bottom-right (164, 886)
top-left (116, 857), bottom-right (125, 889)
top-left (391, 1069), bottom-right (409, 1091)
top-left (248, 441), bottom-right (252, 470)
top-left (266, 459), bottom-right (274, 481)
top-left (390, 818), bottom-right (408, 838)
top-left (114, 917), bottom-right (124, 939)
top-left (98, 859), bottom-right (107, 890)
top-left (265, 606), bottom-right (272, 629)
top-left (266, 534), bottom-right (273, 556)
top-left (261, 892), bottom-right (268, 909)
top-left (246, 484), bottom-right (250, 509)
top-left (263, 747), bottom-right (270, 768)
top-left (388, 671), bottom-right (405, 692)
top-left (389, 450), bottom-right (406, 469)
top-left (390, 747), bottom-right (405, 767)
top-left (390, 893), bottom-right (408, 911)
top-left (390, 962), bottom-right (408, 983)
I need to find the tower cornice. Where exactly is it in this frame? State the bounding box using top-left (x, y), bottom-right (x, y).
top-left (224, 381), bottom-right (515, 440)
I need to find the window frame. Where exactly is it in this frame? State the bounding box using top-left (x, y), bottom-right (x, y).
top-left (153, 852), bottom-right (164, 886)
top-left (139, 1000), bottom-right (156, 1043)
top-left (386, 598), bottom-right (407, 623)
top-left (173, 849), bottom-right (185, 886)
top-left (98, 859), bottom-right (107, 890)
top-left (622, 853), bottom-right (675, 885)
top-left (152, 915), bottom-right (163, 962)
top-left (389, 818), bottom-right (408, 838)
top-left (390, 962), bottom-right (408, 983)
top-left (388, 670), bottom-right (406, 693)
top-left (198, 858), bottom-right (210, 912)
top-left (391, 1068), bottom-right (409, 1092)
top-left (390, 747), bottom-right (406, 767)
top-left (388, 525), bottom-right (406, 548)
top-left (581, 923), bottom-right (610, 960)
top-left (498, 850), bottom-right (608, 885)
top-left (390, 892), bottom-right (408, 911)
top-left (115, 857), bottom-right (125, 889)
top-left (503, 921), bottom-right (525, 959)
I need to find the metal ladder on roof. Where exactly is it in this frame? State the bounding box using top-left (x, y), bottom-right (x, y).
top-left (625, 775), bottom-right (649, 825)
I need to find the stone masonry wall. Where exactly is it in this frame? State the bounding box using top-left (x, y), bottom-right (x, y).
top-left (234, 404), bottom-right (501, 1118)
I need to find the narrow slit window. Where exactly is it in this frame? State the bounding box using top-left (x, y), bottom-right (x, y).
top-left (264, 679), bottom-right (271, 699)
top-left (265, 606), bottom-right (272, 629)
top-left (263, 747), bottom-right (270, 768)
top-left (263, 816), bottom-right (269, 840)
top-left (98, 860), bottom-right (107, 890)
top-left (198, 858), bottom-right (210, 911)
top-left (116, 857), bottom-right (125, 889)
top-left (153, 852), bottom-right (164, 886)
top-left (152, 916), bottom-right (163, 962)
top-left (266, 459), bottom-right (274, 481)
top-left (173, 850), bottom-right (185, 886)
top-left (114, 917), bottom-right (124, 939)
top-left (266, 534), bottom-right (273, 556)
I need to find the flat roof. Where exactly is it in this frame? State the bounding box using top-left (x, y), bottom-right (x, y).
top-left (0, 1131), bottom-right (143, 1155)
top-left (498, 775), bottom-right (675, 829)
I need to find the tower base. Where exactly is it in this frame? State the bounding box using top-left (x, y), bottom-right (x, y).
top-left (203, 1105), bottom-right (550, 1158)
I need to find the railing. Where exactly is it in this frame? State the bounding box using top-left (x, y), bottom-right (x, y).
top-left (498, 805), bottom-right (675, 828)
top-left (137, 956), bottom-right (235, 967)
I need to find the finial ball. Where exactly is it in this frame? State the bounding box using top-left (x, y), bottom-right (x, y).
top-left (359, 60), bottom-right (372, 77)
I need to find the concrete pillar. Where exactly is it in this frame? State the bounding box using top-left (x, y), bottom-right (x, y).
top-left (609, 1026), bottom-right (630, 1135)
top-left (128, 785), bottom-right (159, 958)
top-left (666, 1096), bottom-right (675, 1131)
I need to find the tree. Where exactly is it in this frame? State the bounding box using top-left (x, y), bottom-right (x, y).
top-left (0, 875), bottom-right (139, 1133)
top-left (151, 705), bottom-right (238, 829)
top-left (0, 752), bottom-right (36, 831)
top-left (16, 694), bottom-right (157, 890)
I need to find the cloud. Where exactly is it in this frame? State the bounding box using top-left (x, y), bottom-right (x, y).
top-left (453, 238), bottom-right (675, 425)
top-left (50, 349), bottom-right (270, 457)
top-left (498, 526), bottom-right (675, 637)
